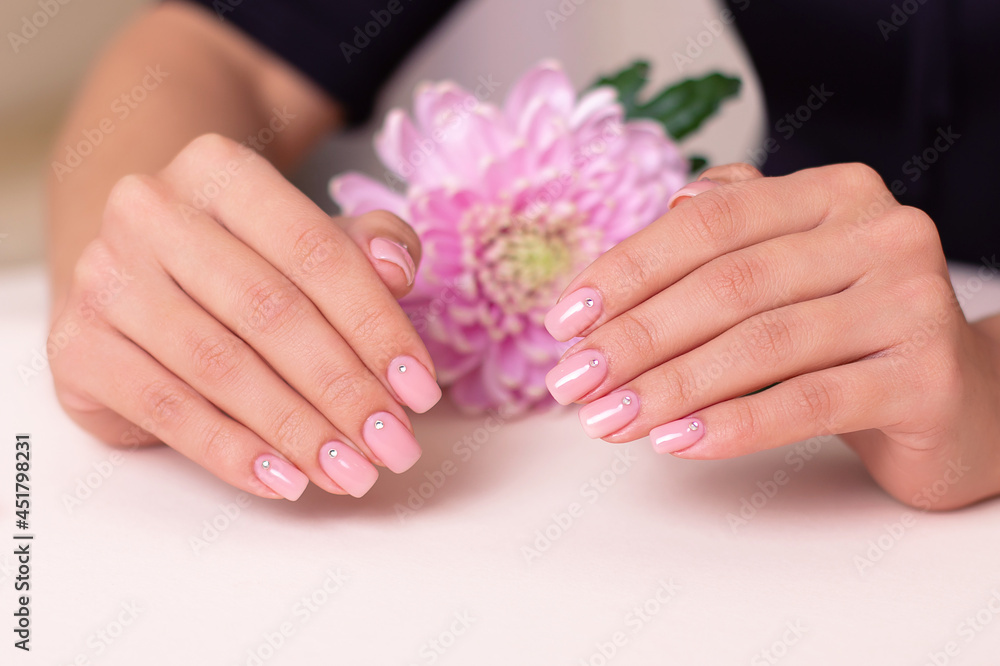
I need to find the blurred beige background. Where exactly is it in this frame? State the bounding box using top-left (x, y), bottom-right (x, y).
top-left (0, 0), bottom-right (762, 268)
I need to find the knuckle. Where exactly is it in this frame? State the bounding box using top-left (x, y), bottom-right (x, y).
top-left (730, 162), bottom-right (763, 180)
top-left (186, 332), bottom-right (244, 384)
top-left (196, 420), bottom-right (239, 469)
top-left (787, 378), bottom-right (837, 425)
top-left (660, 361), bottom-right (698, 406)
top-left (741, 313), bottom-right (796, 365)
top-left (72, 240), bottom-right (115, 293)
top-left (898, 274), bottom-right (955, 315)
top-left (603, 242), bottom-right (656, 296)
top-left (138, 380), bottom-right (190, 430)
top-left (727, 399), bottom-right (762, 443)
top-left (341, 298), bottom-right (390, 346)
top-left (315, 367), bottom-right (370, 411)
top-left (290, 225), bottom-right (345, 278)
top-left (182, 133), bottom-right (243, 166)
top-left (835, 162), bottom-right (885, 193)
top-left (612, 309), bottom-right (664, 363)
top-left (103, 174), bottom-right (168, 232)
top-left (72, 241), bottom-right (130, 316)
top-left (682, 191), bottom-right (737, 248)
top-left (105, 173), bottom-right (162, 214)
top-left (706, 252), bottom-right (766, 310)
top-left (236, 275), bottom-right (301, 335)
top-left (271, 406), bottom-right (310, 450)
top-left (890, 206), bottom-right (942, 252)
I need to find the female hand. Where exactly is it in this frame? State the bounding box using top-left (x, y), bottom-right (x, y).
top-left (49, 134), bottom-right (442, 501)
top-left (544, 162), bottom-right (1000, 510)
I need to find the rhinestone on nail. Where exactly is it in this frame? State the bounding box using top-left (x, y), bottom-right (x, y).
top-left (590, 359), bottom-right (599, 367)
top-left (622, 396), bottom-right (632, 405)
top-left (261, 460), bottom-right (270, 469)
top-left (688, 421), bottom-right (700, 431)
top-left (584, 298), bottom-right (594, 307)
top-left (374, 420), bottom-right (385, 430)
top-left (328, 448), bottom-right (338, 458)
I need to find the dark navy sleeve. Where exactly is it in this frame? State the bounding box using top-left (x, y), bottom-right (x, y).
top-left (174, 0), bottom-right (464, 124)
top-left (725, 0), bottom-right (999, 263)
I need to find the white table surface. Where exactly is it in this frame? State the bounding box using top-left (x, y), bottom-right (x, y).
top-left (3, 261), bottom-right (1000, 666)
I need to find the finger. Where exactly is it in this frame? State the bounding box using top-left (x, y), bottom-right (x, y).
top-left (548, 222), bottom-right (865, 405)
top-left (159, 136), bottom-right (441, 413)
top-left (647, 356), bottom-right (905, 458)
top-left (575, 285), bottom-right (900, 442)
top-left (107, 182), bottom-right (425, 474)
top-left (664, 162), bottom-right (763, 208)
top-left (64, 323), bottom-right (308, 501)
top-left (698, 162), bottom-right (764, 185)
top-left (666, 178), bottom-right (719, 209)
top-left (338, 210), bottom-right (422, 299)
top-left (53, 391), bottom-right (161, 448)
top-left (545, 164), bottom-right (888, 341)
top-left (103, 264), bottom-right (381, 498)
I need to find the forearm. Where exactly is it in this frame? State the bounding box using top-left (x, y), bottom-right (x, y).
top-left (46, 1), bottom-right (342, 315)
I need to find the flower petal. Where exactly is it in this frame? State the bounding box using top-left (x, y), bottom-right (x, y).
top-left (328, 172), bottom-right (408, 217)
top-left (374, 109), bottom-right (452, 187)
top-left (504, 61), bottom-right (576, 125)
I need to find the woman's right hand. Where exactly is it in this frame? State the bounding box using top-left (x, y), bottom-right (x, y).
top-left (49, 134), bottom-right (441, 501)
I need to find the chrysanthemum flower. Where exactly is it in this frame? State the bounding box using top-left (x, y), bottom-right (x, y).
top-left (331, 61), bottom-right (688, 414)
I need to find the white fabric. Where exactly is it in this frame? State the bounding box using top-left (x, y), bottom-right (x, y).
top-left (3, 262), bottom-right (1000, 665)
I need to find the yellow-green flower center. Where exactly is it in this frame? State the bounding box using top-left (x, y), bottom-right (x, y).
top-left (493, 232), bottom-right (572, 293)
top-left (457, 202), bottom-right (602, 338)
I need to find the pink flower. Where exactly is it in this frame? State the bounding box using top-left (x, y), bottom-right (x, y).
top-left (330, 61), bottom-right (688, 414)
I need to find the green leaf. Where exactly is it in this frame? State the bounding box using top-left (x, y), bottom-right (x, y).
top-left (589, 62), bottom-right (741, 142)
top-left (687, 155), bottom-right (708, 175)
top-left (637, 73), bottom-right (741, 141)
top-left (590, 60), bottom-right (650, 118)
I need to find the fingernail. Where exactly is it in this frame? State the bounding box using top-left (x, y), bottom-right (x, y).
top-left (650, 417), bottom-right (705, 454)
top-left (388, 355), bottom-right (442, 414)
top-left (318, 441), bottom-right (379, 498)
top-left (363, 412), bottom-right (421, 473)
top-left (667, 179), bottom-right (718, 209)
top-left (254, 455), bottom-right (309, 501)
top-left (578, 390), bottom-right (639, 439)
top-left (544, 287), bottom-right (602, 341)
top-left (370, 237), bottom-right (415, 286)
top-left (545, 350), bottom-right (607, 405)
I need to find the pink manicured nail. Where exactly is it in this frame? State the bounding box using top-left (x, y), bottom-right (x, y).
top-left (546, 350), bottom-right (607, 405)
top-left (387, 355), bottom-right (442, 414)
top-left (650, 418), bottom-right (705, 454)
top-left (667, 179), bottom-right (718, 208)
top-left (544, 288), bottom-right (602, 341)
top-left (318, 441), bottom-right (379, 498)
top-left (578, 390), bottom-right (640, 439)
top-left (370, 237), bottom-right (415, 286)
top-left (363, 412), bottom-right (421, 473)
top-left (253, 454), bottom-right (309, 501)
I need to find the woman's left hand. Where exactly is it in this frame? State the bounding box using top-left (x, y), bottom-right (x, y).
top-left (543, 162), bottom-right (1000, 510)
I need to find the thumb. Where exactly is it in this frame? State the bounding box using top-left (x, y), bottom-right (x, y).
top-left (337, 209), bottom-right (422, 299)
top-left (667, 162), bottom-right (764, 209)
top-left (697, 161), bottom-right (764, 185)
